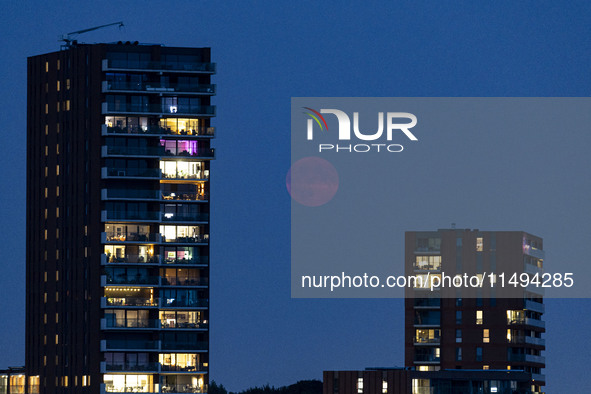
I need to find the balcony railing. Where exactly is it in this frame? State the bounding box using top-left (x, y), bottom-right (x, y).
top-left (160, 363), bottom-right (208, 373)
top-left (161, 171), bottom-right (209, 180)
top-left (161, 341), bottom-right (208, 351)
top-left (162, 235), bottom-right (209, 244)
top-left (103, 58), bottom-right (216, 73)
top-left (103, 210), bottom-right (161, 221)
top-left (103, 188), bottom-right (161, 200)
top-left (414, 337), bottom-right (440, 344)
top-left (160, 298), bottom-right (208, 308)
top-left (161, 384), bottom-right (208, 393)
top-left (162, 191), bottom-right (208, 201)
top-left (103, 317), bottom-right (160, 329)
top-left (413, 354), bottom-right (440, 362)
top-left (102, 167), bottom-right (161, 178)
top-left (103, 145), bottom-right (215, 158)
top-left (525, 299), bottom-right (545, 314)
top-left (103, 80), bottom-right (216, 94)
top-left (104, 275), bottom-right (160, 286)
top-left (103, 102), bottom-right (215, 116)
top-left (103, 339), bottom-right (160, 350)
top-left (163, 256), bottom-right (209, 265)
top-left (162, 213), bottom-right (209, 222)
top-left (104, 362), bottom-right (160, 372)
top-left (161, 277), bottom-right (209, 287)
top-left (103, 124), bottom-right (215, 137)
top-left (103, 254), bottom-right (160, 264)
top-left (104, 297), bottom-right (159, 307)
top-left (160, 321), bottom-right (208, 329)
top-left (103, 232), bottom-right (161, 243)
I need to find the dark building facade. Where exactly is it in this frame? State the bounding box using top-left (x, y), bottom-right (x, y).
top-left (404, 230), bottom-right (545, 393)
top-left (27, 42), bottom-right (215, 394)
top-left (323, 368), bottom-right (536, 394)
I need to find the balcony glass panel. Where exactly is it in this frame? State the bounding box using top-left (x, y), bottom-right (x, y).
top-left (105, 102), bottom-right (214, 115)
top-left (160, 225), bottom-right (208, 243)
top-left (104, 224), bottom-right (157, 243)
top-left (162, 203), bottom-right (208, 222)
top-left (160, 161), bottom-right (208, 180)
top-left (104, 287), bottom-right (157, 307)
top-left (105, 167), bottom-right (161, 178)
top-left (159, 354), bottom-right (202, 372)
top-left (163, 247), bottom-right (207, 265)
top-left (103, 374), bottom-right (154, 392)
top-left (159, 140), bottom-right (214, 158)
top-left (159, 311), bottom-right (207, 329)
top-left (161, 289), bottom-right (207, 308)
top-left (161, 268), bottom-right (207, 286)
top-left (105, 189), bottom-right (161, 199)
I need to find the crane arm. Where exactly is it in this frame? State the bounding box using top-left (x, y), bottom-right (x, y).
top-left (59, 21), bottom-right (124, 45)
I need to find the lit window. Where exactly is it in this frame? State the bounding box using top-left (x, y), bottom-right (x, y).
top-left (43, 356), bottom-right (47, 366)
top-left (476, 237), bottom-right (483, 251)
top-left (44, 230), bottom-right (47, 240)
top-left (506, 329), bottom-right (512, 342)
top-left (66, 79), bottom-right (70, 90)
top-left (44, 188), bottom-right (48, 198)
top-left (507, 365), bottom-right (511, 370)
top-left (55, 335), bottom-right (58, 344)
top-left (45, 62), bottom-right (48, 72)
top-left (57, 102), bottom-right (60, 112)
top-left (56, 207), bottom-right (59, 218)
top-left (43, 335), bottom-right (46, 345)
top-left (56, 144), bottom-right (59, 154)
top-left (483, 365), bottom-right (489, 370)
top-left (56, 165), bottom-right (59, 176)
top-left (56, 186), bottom-right (59, 196)
top-left (476, 310), bottom-right (483, 324)
top-left (57, 59), bottom-right (60, 70)
top-left (57, 81), bottom-right (60, 91)
top-left (357, 377), bottom-right (363, 393)
top-left (65, 100), bottom-right (70, 111)
top-left (45, 125), bottom-right (48, 135)
top-left (382, 380), bottom-right (387, 393)
top-left (483, 329), bottom-right (490, 343)
top-left (45, 104), bottom-right (48, 114)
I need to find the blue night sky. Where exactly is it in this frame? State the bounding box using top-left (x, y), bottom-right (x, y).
top-left (1, 1), bottom-right (591, 392)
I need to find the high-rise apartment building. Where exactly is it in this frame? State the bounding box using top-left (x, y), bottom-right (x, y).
top-left (404, 229), bottom-right (545, 393)
top-left (26, 42), bottom-right (215, 394)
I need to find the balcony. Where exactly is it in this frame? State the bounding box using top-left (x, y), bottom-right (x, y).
top-left (161, 277), bottom-right (209, 287)
top-left (162, 191), bottom-right (208, 202)
top-left (102, 231), bottom-right (161, 243)
top-left (100, 361), bottom-right (160, 373)
top-left (161, 341), bottom-right (208, 351)
top-left (160, 298), bottom-right (208, 308)
top-left (102, 58), bottom-right (216, 73)
top-left (102, 188), bottom-right (160, 201)
top-left (525, 317), bottom-right (546, 329)
top-left (523, 245), bottom-right (545, 259)
top-left (525, 354), bottom-right (546, 364)
top-left (161, 213), bottom-right (209, 223)
top-left (162, 235), bottom-right (209, 244)
top-left (102, 123), bottom-right (215, 138)
top-left (525, 299), bottom-right (545, 314)
top-left (102, 102), bottom-right (215, 117)
top-left (161, 321), bottom-right (208, 330)
top-left (413, 354), bottom-right (440, 363)
top-left (101, 296), bottom-right (159, 308)
top-left (101, 318), bottom-right (160, 330)
top-left (413, 298), bottom-right (441, 309)
top-left (162, 256), bottom-right (209, 266)
top-left (101, 339), bottom-right (160, 351)
top-left (102, 210), bottom-right (161, 222)
top-left (102, 167), bottom-right (161, 179)
top-left (414, 338), bottom-right (440, 345)
top-left (160, 363), bottom-right (209, 373)
top-left (102, 80), bottom-right (216, 95)
top-left (102, 145), bottom-right (215, 159)
top-left (102, 253), bottom-right (160, 265)
top-left (161, 384), bottom-right (208, 393)
top-left (532, 373), bottom-right (546, 382)
top-left (101, 274), bottom-right (160, 287)
top-left (524, 263), bottom-right (543, 275)
top-left (509, 336), bottom-right (546, 347)
top-left (161, 170), bottom-right (210, 181)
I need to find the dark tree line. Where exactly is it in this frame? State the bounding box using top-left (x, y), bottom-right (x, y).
top-left (209, 380), bottom-right (322, 394)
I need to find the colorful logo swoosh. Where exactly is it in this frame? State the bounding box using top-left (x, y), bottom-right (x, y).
top-left (302, 107), bottom-right (329, 131)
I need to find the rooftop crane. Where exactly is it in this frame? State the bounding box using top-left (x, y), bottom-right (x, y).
top-left (59, 21), bottom-right (124, 48)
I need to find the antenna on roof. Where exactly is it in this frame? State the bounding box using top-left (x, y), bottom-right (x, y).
top-left (59, 21), bottom-right (124, 49)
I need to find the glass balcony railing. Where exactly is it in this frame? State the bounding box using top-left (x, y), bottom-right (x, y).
top-left (104, 58), bottom-right (216, 73)
top-left (162, 235), bottom-right (209, 244)
top-left (103, 167), bottom-right (161, 178)
top-left (161, 384), bottom-right (208, 393)
top-left (104, 80), bottom-right (216, 94)
top-left (105, 297), bottom-right (159, 307)
top-left (106, 275), bottom-right (160, 285)
top-left (161, 213), bottom-right (209, 222)
top-left (161, 171), bottom-right (209, 180)
top-left (414, 353), bottom-right (440, 362)
top-left (104, 362), bottom-right (160, 372)
top-left (414, 298), bottom-right (441, 308)
top-left (104, 124), bottom-right (215, 137)
top-left (160, 298), bottom-right (208, 308)
top-left (104, 254), bottom-right (160, 264)
top-left (160, 320), bottom-right (208, 329)
top-left (104, 340), bottom-right (159, 350)
top-left (104, 232), bottom-right (160, 243)
top-left (160, 341), bottom-right (208, 351)
top-left (414, 337), bottom-right (440, 344)
top-left (162, 256), bottom-right (209, 265)
top-left (162, 192), bottom-right (209, 201)
top-left (104, 145), bottom-right (215, 158)
top-left (104, 210), bottom-right (161, 221)
top-left (104, 102), bottom-right (215, 115)
top-left (104, 318), bottom-right (160, 329)
top-left (160, 364), bottom-right (208, 373)
top-left (103, 189), bottom-right (161, 200)
top-left (161, 277), bottom-right (209, 286)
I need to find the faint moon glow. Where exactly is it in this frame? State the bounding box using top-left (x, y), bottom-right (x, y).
top-left (286, 157), bottom-right (339, 207)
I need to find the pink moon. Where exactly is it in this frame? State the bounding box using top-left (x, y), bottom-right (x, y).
top-left (286, 157), bottom-right (339, 207)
